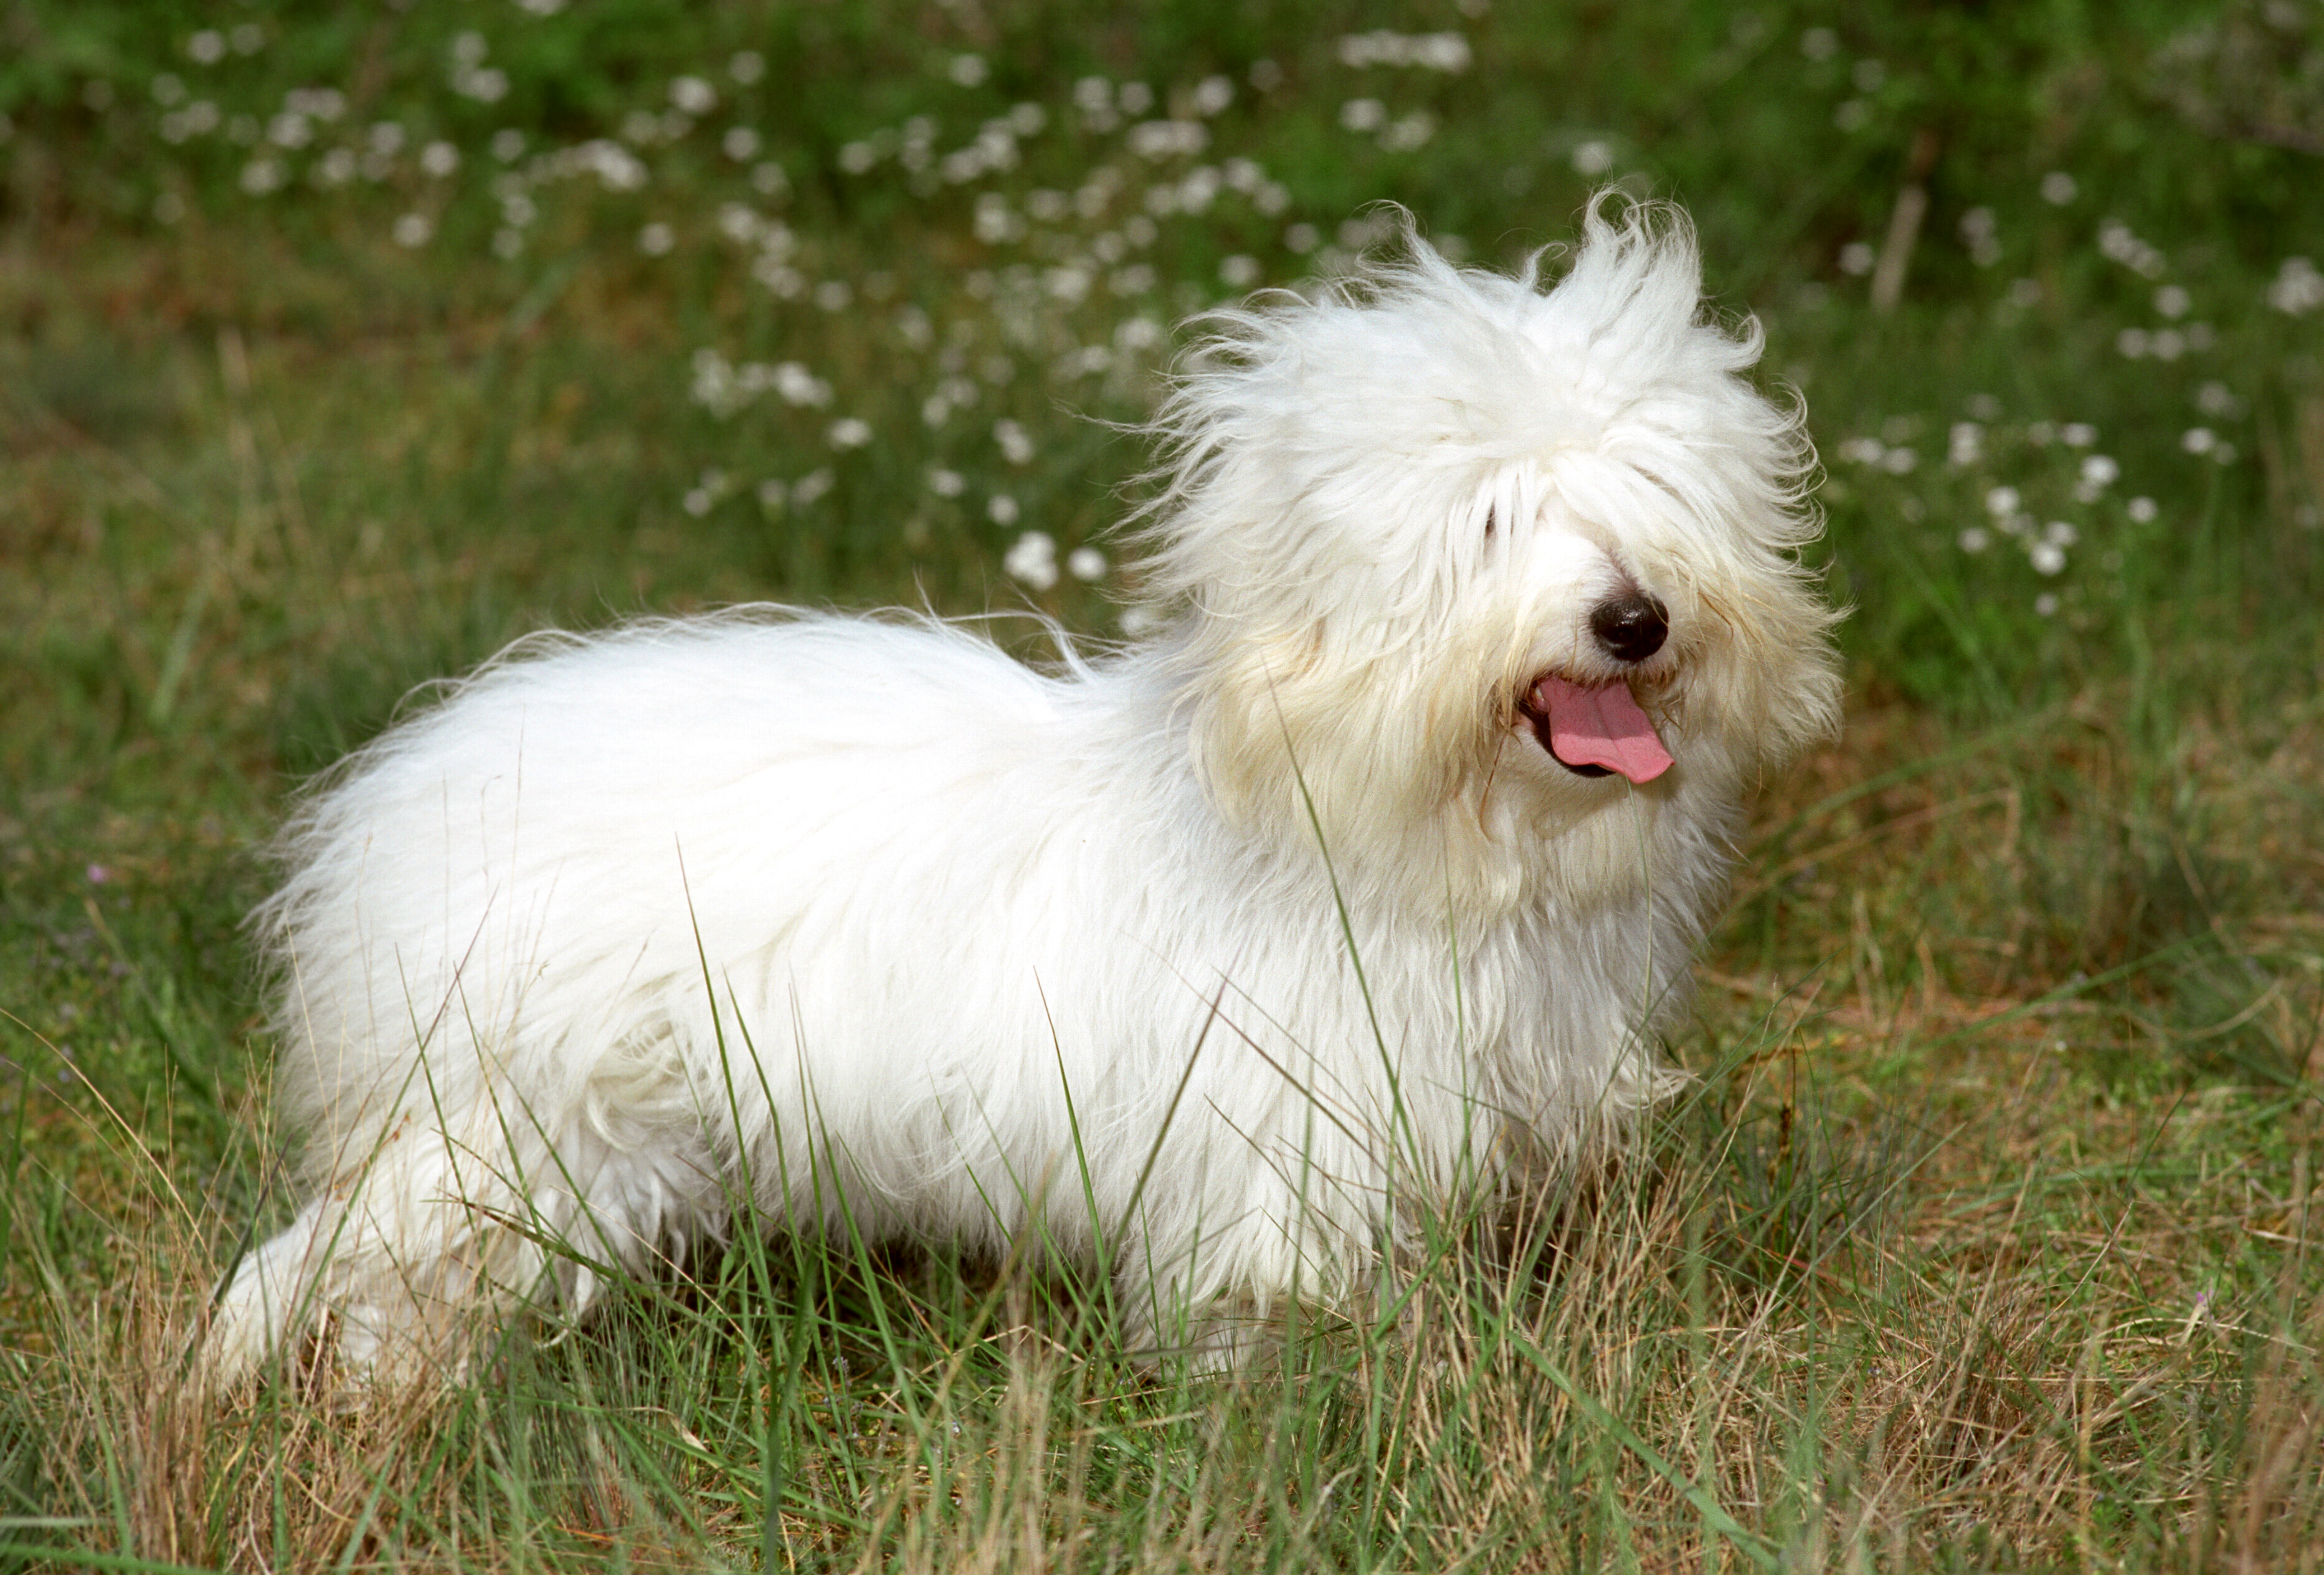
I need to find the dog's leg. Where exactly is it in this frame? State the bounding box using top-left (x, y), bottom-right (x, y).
top-left (207, 1094), bottom-right (727, 1384)
top-left (204, 1193), bottom-right (339, 1386)
top-left (202, 1127), bottom-right (543, 1384)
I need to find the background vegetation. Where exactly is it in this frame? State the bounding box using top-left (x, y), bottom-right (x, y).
top-left (2, 0), bottom-right (2320, 1569)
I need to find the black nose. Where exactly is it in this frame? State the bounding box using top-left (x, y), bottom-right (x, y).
top-left (1591, 594), bottom-right (1669, 664)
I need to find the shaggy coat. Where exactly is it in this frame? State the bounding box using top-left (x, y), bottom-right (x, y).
top-left (206, 202), bottom-right (1841, 1381)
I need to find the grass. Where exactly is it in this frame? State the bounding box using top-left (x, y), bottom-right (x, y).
top-left (3, 0), bottom-right (2322, 1568)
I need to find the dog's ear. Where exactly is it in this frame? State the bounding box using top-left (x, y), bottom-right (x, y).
top-left (1180, 613), bottom-right (1511, 892)
top-left (1691, 573), bottom-right (1846, 780)
top-left (1183, 620), bottom-right (1335, 830)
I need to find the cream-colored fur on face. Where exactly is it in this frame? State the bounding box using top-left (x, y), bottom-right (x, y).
top-left (204, 200), bottom-right (1840, 1384)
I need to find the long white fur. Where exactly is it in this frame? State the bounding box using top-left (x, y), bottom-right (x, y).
top-left (204, 200), bottom-right (1841, 1382)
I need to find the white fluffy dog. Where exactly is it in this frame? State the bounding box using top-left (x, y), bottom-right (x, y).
top-left (206, 202), bottom-right (1839, 1382)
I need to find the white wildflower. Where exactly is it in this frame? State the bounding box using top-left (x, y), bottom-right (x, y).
top-left (2269, 257), bottom-right (2324, 315)
top-left (2097, 219), bottom-right (2166, 278)
top-left (1128, 119), bottom-right (1207, 158)
top-left (973, 193), bottom-right (1020, 244)
top-left (773, 363), bottom-right (832, 406)
top-left (457, 66), bottom-right (508, 103)
top-left (1337, 31), bottom-right (1471, 71)
top-left (1959, 206), bottom-right (2000, 266)
top-left (994, 419), bottom-right (1035, 465)
top-left (716, 202), bottom-right (762, 244)
top-left (1003, 527), bottom-right (1055, 585)
top-left (1380, 112), bottom-right (1435, 151)
top-left (690, 348), bottom-right (739, 415)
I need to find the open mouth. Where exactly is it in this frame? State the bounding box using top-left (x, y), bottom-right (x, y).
top-left (1519, 673), bottom-right (1674, 784)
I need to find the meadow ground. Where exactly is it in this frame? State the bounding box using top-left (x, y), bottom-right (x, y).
top-left (2, 2), bottom-right (2322, 1569)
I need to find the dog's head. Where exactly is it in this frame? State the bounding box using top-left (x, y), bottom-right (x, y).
top-left (1133, 199), bottom-right (1841, 910)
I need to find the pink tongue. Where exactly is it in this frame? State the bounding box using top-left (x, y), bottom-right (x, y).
top-left (1533, 675), bottom-right (1674, 784)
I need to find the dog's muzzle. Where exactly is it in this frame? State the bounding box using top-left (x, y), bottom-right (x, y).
top-left (1517, 594), bottom-right (1676, 784)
